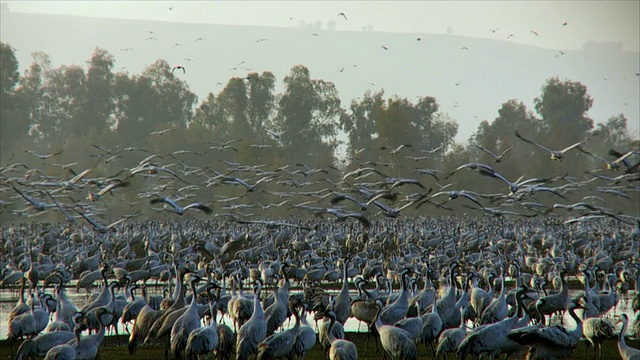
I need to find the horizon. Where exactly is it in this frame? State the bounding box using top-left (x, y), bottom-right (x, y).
top-left (1, 2), bottom-right (638, 143)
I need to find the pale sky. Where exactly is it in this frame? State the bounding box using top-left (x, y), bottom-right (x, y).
top-left (3, 1), bottom-right (640, 52)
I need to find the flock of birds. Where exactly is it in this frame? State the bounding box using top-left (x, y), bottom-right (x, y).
top-left (0, 131), bottom-right (639, 360)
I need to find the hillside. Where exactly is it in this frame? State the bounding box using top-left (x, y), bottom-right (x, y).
top-left (1, 10), bottom-right (638, 142)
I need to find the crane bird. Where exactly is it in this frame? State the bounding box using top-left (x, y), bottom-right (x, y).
top-left (67, 307), bottom-right (110, 360)
top-left (256, 298), bottom-right (302, 360)
top-left (39, 314), bottom-right (84, 360)
top-left (292, 301), bottom-right (316, 360)
top-left (436, 303), bottom-right (468, 360)
top-left (583, 315), bottom-right (615, 360)
top-left (380, 268), bottom-right (411, 325)
top-left (150, 197), bottom-right (213, 215)
top-left (479, 268), bottom-right (508, 325)
top-left (322, 309), bottom-right (357, 360)
top-left (474, 143), bottom-right (517, 163)
top-left (374, 299), bottom-right (417, 360)
top-left (16, 328), bottom-right (76, 360)
top-left (236, 280), bottom-right (267, 360)
top-left (263, 276), bottom-right (287, 336)
top-left (186, 297), bottom-right (219, 360)
top-left (316, 306), bottom-right (345, 358)
top-left (508, 300), bottom-right (584, 360)
top-left (616, 314), bottom-right (640, 360)
top-left (457, 287), bottom-right (528, 360)
top-left (420, 294), bottom-right (442, 356)
top-left (333, 259), bottom-right (352, 325)
top-left (171, 273), bottom-right (202, 360)
top-left (515, 130), bottom-right (590, 160)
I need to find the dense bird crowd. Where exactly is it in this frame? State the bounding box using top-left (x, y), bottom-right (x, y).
top-left (1, 135), bottom-right (639, 360)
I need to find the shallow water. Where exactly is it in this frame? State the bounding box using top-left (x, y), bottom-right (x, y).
top-left (1, 286), bottom-right (637, 340)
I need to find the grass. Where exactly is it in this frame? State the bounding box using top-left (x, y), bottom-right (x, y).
top-left (1, 331), bottom-right (635, 360)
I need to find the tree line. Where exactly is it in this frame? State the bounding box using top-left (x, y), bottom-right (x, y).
top-left (1, 43), bottom-right (638, 220)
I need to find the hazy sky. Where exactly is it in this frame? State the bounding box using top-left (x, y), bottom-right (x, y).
top-left (4, 1), bottom-right (639, 51)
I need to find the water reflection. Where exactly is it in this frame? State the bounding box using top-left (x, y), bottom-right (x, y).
top-left (0, 287), bottom-right (637, 341)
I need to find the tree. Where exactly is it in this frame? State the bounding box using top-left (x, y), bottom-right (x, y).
top-left (534, 77), bottom-right (594, 146)
top-left (274, 65), bottom-right (341, 166)
top-left (341, 89), bottom-right (385, 161)
top-left (73, 47), bottom-right (115, 136)
top-left (0, 42), bottom-right (19, 98)
top-left (0, 42), bottom-right (24, 154)
top-left (33, 64), bottom-right (87, 143)
top-left (192, 92), bottom-right (221, 131)
top-left (468, 99), bottom-right (540, 177)
top-left (115, 59), bottom-right (197, 145)
top-left (246, 71), bottom-right (276, 141)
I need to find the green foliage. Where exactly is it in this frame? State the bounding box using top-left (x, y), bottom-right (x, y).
top-left (0, 43), bottom-right (637, 220)
top-left (535, 77), bottom-right (594, 143)
top-left (0, 42), bottom-right (22, 153)
top-left (274, 65), bottom-right (341, 166)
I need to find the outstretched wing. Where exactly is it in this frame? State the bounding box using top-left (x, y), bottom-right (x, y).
top-left (515, 131), bottom-right (553, 153)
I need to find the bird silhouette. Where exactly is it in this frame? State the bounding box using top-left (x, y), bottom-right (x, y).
top-left (149, 197), bottom-right (212, 215)
top-left (516, 131), bottom-right (591, 160)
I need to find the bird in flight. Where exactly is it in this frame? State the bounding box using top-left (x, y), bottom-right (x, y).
top-left (172, 65), bottom-right (186, 74)
top-left (380, 144), bottom-right (412, 154)
top-left (150, 128), bottom-right (176, 135)
top-left (10, 185), bottom-right (53, 211)
top-left (338, 12), bottom-right (347, 20)
top-left (515, 131), bottom-right (591, 161)
top-left (507, 34), bottom-right (515, 39)
top-left (150, 197), bottom-right (212, 215)
top-left (256, 38), bottom-right (269, 42)
top-left (24, 149), bottom-right (63, 159)
top-left (74, 209), bottom-right (128, 233)
top-left (474, 144), bottom-right (517, 163)
top-left (325, 208), bottom-right (370, 228)
top-left (194, 37), bottom-right (205, 42)
top-left (490, 28), bottom-right (499, 33)
top-left (461, 46), bottom-right (469, 50)
top-left (530, 30), bottom-right (539, 36)
top-left (381, 45), bottom-right (389, 50)
top-left (562, 22), bottom-right (568, 26)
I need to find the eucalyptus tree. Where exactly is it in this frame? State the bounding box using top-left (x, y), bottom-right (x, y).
top-left (272, 65), bottom-right (342, 167)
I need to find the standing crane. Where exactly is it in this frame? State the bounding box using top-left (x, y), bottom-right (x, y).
top-left (583, 315), bottom-right (615, 360)
top-left (170, 274), bottom-right (202, 360)
top-left (616, 314), bottom-right (640, 360)
top-left (508, 300), bottom-right (584, 360)
top-left (323, 309), bottom-right (357, 360)
top-left (374, 299), bottom-right (417, 360)
top-left (236, 280), bottom-right (267, 360)
top-left (186, 297), bottom-right (219, 360)
top-left (333, 259), bottom-right (352, 325)
top-left (256, 298), bottom-right (301, 360)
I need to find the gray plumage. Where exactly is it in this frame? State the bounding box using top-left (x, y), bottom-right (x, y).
top-left (375, 300), bottom-right (417, 360)
top-left (617, 314), bottom-right (640, 360)
top-left (236, 281), bottom-right (266, 360)
top-left (16, 331), bottom-right (75, 360)
top-left (583, 316), bottom-right (615, 360)
top-left (171, 274), bottom-right (202, 360)
top-left (186, 299), bottom-right (219, 360)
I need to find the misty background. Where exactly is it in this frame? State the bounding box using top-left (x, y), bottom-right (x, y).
top-left (1, 2), bottom-right (638, 143)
